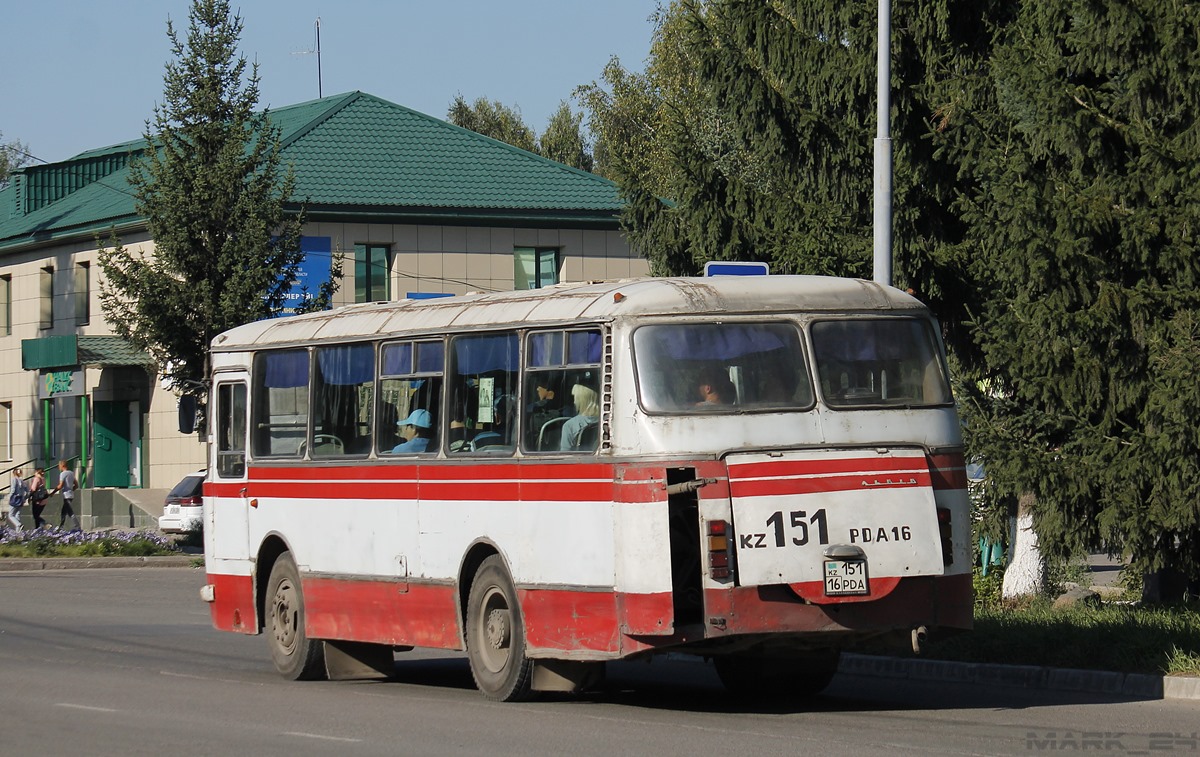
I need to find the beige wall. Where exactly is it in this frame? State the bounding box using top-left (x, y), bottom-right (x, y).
top-left (306, 222), bottom-right (648, 303)
top-left (2, 221), bottom-right (647, 491)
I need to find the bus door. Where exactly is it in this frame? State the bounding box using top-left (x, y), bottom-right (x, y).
top-left (209, 378), bottom-right (250, 561)
top-left (724, 447), bottom-right (944, 603)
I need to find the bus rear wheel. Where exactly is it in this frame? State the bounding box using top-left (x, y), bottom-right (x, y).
top-left (266, 552), bottom-right (326, 680)
top-left (713, 649), bottom-right (840, 699)
top-left (465, 555), bottom-right (534, 701)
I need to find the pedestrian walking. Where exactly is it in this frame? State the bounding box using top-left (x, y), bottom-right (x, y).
top-left (7, 467), bottom-right (29, 531)
top-left (29, 467), bottom-right (50, 529)
top-left (51, 460), bottom-right (82, 531)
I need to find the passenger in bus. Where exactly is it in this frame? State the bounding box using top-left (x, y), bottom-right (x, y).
top-left (695, 367), bottom-right (736, 406)
top-left (560, 384), bottom-right (600, 451)
top-left (392, 409), bottom-right (434, 453)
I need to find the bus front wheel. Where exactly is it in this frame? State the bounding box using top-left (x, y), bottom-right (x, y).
top-left (465, 555), bottom-right (534, 701)
top-left (713, 649), bottom-right (840, 699)
top-left (266, 552), bottom-right (326, 680)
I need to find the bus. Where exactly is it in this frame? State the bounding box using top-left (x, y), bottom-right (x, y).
top-left (201, 275), bottom-right (972, 701)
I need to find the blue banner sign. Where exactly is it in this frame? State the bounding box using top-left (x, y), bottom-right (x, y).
top-left (703, 261), bottom-right (770, 276)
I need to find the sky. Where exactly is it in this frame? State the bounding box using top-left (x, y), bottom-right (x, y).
top-left (3, 0), bottom-right (660, 165)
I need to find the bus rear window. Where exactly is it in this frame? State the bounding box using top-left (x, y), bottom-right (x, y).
top-left (634, 323), bottom-right (812, 413)
top-left (810, 319), bottom-right (951, 407)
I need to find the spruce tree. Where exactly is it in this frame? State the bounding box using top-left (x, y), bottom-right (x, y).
top-left (579, 0), bottom-right (993, 341)
top-left (99, 0), bottom-right (334, 402)
top-left (945, 0), bottom-right (1200, 579)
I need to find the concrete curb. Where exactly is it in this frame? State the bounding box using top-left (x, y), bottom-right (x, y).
top-left (0, 555), bottom-right (200, 571)
top-left (840, 653), bottom-right (1200, 702)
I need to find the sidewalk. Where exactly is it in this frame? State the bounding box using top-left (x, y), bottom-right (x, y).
top-left (0, 554), bottom-right (199, 571)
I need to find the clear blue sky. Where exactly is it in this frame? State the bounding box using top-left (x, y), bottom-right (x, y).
top-left (3, 0), bottom-right (659, 165)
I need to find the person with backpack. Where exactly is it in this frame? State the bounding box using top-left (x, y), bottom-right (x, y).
top-left (29, 467), bottom-right (50, 529)
top-left (7, 467), bottom-right (29, 531)
top-left (51, 460), bottom-right (82, 531)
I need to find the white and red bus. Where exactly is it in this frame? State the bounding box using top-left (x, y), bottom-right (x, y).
top-left (201, 276), bottom-right (972, 701)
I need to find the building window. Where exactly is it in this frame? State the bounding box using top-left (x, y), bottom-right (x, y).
top-left (354, 244), bottom-right (391, 303)
top-left (514, 247), bottom-right (559, 290)
top-left (0, 275), bottom-right (10, 336)
top-left (0, 402), bottom-right (10, 461)
top-left (75, 262), bottom-right (90, 326)
top-left (40, 266), bottom-right (54, 329)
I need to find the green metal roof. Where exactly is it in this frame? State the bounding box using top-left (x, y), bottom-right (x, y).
top-left (22, 335), bottom-right (153, 370)
top-left (0, 91), bottom-right (624, 253)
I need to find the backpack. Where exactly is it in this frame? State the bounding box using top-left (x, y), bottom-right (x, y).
top-left (9, 479), bottom-right (29, 507)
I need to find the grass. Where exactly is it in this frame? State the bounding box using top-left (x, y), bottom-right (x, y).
top-left (0, 526), bottom-right (181, 558)
top-left (915, 565), bottom-right (1200, 677)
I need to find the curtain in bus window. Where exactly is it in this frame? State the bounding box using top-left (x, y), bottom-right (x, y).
top-left (253, 350), bottom-right (309, 457)
top-left (264, 350), bottom-right (309, 388)
top-left (568, 330), bottom-right (603, 364)
top-left (454, 333), bottom-right (518, 374)
top-left (312, 344), bottom-right (374, 457)
top-left (450, 332), bottom-right (519, 454)
top-left (645, 324), bottom-right (788, 361)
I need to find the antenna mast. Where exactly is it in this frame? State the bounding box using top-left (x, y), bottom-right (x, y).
top-left (316, 17), bottom-right (323, 99)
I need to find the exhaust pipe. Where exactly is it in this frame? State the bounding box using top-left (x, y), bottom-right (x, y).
top-left (911, 625), bottom-right (929, 655)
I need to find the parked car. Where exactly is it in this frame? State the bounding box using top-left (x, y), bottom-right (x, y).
top-left (158, 470), bottom-right (206, 533)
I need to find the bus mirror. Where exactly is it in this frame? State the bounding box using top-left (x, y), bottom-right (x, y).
top-left (179, 395), bottom-right (198, 435)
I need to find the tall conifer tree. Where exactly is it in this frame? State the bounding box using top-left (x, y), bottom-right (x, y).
top-left (99, 0), bottom-right (334, 400)
top-left (945, 0), bottom-right (1200, 578)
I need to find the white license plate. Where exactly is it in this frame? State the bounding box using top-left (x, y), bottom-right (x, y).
top-left (824, 559), bottom-right (869, 596)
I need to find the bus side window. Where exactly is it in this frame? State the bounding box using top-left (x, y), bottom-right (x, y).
top-left (216, 382), bottom-right (247, 477)
top-left (251, 349), bottom-right (309, 457)
top-left (449, 332), bottom-right (519, 455)
top-left (379, 340), bottom-right (444, 456)
top-left (311, 344), bottom-right (375, 457)
top-left (523, 328), bottom-right (603, 453)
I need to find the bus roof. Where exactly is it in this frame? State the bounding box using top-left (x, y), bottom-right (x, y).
top-left (211, 275), bottom-right (927, 352)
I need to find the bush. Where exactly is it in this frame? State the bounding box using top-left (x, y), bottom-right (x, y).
top-left (0, 527), bottom-right (179, 558)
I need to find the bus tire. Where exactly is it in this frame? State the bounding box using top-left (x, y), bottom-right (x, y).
top-left (266, 552), bottom-right (326, 681)
top-left (713, 649), bottom-right (840, 699)
top-left (465, 555), bottom-right (534, 701)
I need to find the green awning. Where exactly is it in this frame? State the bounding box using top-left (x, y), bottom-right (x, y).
top-left (22, 335), bottom-right (154, 370)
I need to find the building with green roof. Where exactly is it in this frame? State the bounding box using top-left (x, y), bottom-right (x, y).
top-left (0, 91), bottom-right (646, 513)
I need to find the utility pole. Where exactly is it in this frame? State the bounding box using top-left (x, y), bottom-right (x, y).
top-left (873, 0), bottom-right (893, 286)
top-left (315, 17), bottom-right (323, 99)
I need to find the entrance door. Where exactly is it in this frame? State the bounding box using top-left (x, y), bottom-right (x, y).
top-left (94, 400), bottom-right (132, 487)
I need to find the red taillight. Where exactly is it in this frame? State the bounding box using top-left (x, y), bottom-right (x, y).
top-left (707, 520), bottom-right (732, 579)
top-left (180, 496), bottom-right (203, 506)
top-left (937, 507), bottom-right (953, 565)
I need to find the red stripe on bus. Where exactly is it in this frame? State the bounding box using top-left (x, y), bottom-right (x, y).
top-left (729, 471), bottom-right (932, 498)
top-left (728, 454), bottom-right (927, 479)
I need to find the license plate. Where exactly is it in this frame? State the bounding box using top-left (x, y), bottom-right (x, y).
top-left (824, 559), bottom-right (869, 596)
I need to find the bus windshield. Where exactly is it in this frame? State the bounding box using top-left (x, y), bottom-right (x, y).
top-left (810, 318), bottom-right (951, 407)
top-left (634, 322), bottom-right (813, 413)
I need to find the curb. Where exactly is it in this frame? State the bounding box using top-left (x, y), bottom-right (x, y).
top-left (0, 555), bottom-right (200, 571)
top-left (839, 653), bottom-right (1200, 702)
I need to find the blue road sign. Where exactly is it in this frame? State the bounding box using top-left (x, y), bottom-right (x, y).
top-left (703, 261), bottom-right (770, 276)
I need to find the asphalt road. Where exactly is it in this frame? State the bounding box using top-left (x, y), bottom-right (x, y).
top-left (1, 568), bottom-right (1196, 756)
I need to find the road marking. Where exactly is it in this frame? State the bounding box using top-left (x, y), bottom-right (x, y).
top-left (282, 732), bottom-right (363, 743)
top-left (56, 703), bottom-right (119, 713)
